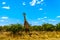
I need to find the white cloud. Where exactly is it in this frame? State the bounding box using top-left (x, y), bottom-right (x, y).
top-left (0, 20), bottom-right (4, 22)
top-left (37, 18), bottom-right (41, 20)
top-left (42, 20), bottom-right (46, 22)
top-left (44, 17), bottom-right (47, 18)
top-left (36, 0), bottom-right (44, 4)
top-left (2, 6), bottom-right (10, 9)
top-left (39, 8), bottom-right (43, 10)
top-left (1, 16), bottom-right (8, 19)
top-left (57, 16), bottom-right (60, 18)
top-left (29, 0), bottom-right (37, 6)
top-left (23, 2), bottom-right (26, 6)
top-left (48, 19), bottom-right (56, 22)
top-left (51, 20), bottom-right (56, 22)
top-left (29, 0), bottom-right (44, 6)
top-left (31, 21), bottom-right (39, 25)
top-left (37, 17), bottom-right (47, 21)
top-left (37, 18), bottom-right (44, 20)
top-left (2, 2), bottom-right (6, 4)
top-left (37, 1), bottom-right (41, 4)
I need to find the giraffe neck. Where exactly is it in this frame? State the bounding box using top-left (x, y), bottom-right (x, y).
top-left (24, 15), bottom-right (26, 21)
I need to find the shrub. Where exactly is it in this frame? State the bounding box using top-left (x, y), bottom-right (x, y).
top-left (56, 23), bottom-right (60, 31)
top-left (42, 23), bottom-right (55, 31)
top-left (8, 24), bottom-right (23, 34)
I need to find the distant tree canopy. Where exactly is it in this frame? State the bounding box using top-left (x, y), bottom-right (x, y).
top-left (0, 23), bottom-right (60, 34)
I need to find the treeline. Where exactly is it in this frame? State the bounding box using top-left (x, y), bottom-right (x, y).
top-left (0, 23), bottom-right (60, 34)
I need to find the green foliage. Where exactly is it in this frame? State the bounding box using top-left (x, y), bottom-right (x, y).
top-left (0, 23), bottom-right (60, 33)
top-left (0, 26), bottom-right (3, 31)
top-left (32, 25), bottom-right (41, 31)
top-left (2, 25), bottom-right (10, 31)
top-left (56, 23), bottom-right (60, 31)
top-left (42, 23), bottom-right (55, 31)
top-left (8, 24), bottom-right (23, 34)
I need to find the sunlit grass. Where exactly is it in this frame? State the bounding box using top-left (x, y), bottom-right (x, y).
top-left (0, 31), bottom-right (60, 40)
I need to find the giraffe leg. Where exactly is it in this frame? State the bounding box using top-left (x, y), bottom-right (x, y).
top-left (25, 28), bottom-right (29, 33)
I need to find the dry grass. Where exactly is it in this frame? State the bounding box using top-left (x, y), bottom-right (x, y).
top-left (0, 31), bottom-right (60, 40)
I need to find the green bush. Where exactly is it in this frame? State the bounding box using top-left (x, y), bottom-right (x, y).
top-left (0, 26), bottom-right (3, 31)
top-left (7, 24), bottom-right (23, 34)
top-left (42, 23), bottom-right (55, 31)
top-left (32, 25), bottom-right (41, 31)
top-left (56, 23), bottom-right (60, 31)
top-left (0, 23), bottom-right (60, 33)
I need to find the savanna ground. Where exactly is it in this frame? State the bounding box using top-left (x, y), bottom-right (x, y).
top-left (0, 23), bottom-right (60, 40)
top-left (0, 31), bottom-right (60, 40)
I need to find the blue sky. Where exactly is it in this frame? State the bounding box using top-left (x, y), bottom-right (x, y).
top-left (0, 0), bottom-right (60, 26)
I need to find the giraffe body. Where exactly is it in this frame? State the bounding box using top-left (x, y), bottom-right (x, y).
top-left (23, 13), bottom-right (30, 32)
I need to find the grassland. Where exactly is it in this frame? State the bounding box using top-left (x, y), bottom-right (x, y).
top-left (0, 31), bottom-right (60, 40)
top-left (0, 23), bottom-right (60, 40)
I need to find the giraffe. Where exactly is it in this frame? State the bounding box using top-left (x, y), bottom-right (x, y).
top-left (23, 12), bottom-right (30, 32)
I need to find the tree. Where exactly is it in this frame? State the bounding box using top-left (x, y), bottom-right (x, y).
top-left (8, 24), bottom-right (23, 34)
top-left (42, 23), bottom-right (55, 31)
top-left (32, 25), bottom-right (41, 31)
top-left (0, 26), bottom-right (3, 31)
top-left (56, 23), bottom-right (60, 31)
